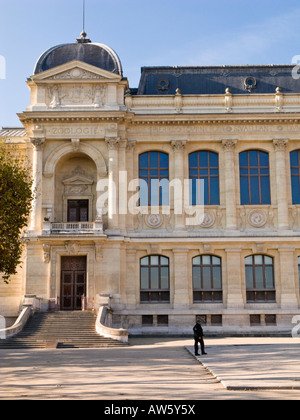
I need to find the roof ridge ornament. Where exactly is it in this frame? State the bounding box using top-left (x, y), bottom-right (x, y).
top-left (76, 31), bottom-right (92, 43)
top-left (76, 0), bottom-right (91, 43)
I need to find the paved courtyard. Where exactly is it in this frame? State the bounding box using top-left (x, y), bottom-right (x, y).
top-left (1, 337), bottom-right (300, 400)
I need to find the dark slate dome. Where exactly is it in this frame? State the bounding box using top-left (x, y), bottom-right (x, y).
top-left (34, 33), bottom-right (123, 76)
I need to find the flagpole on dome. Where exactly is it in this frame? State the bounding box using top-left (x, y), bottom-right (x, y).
top-left (77, 0), bottom-right (91, 43)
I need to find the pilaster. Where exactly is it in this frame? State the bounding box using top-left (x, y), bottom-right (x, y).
top-left (173, 249), bottom-right (190, 308)
top-left (222, 140), bottom-right (238, 230)
top-left (273, 139), bottom-right (289, 230)
top-left (29, 138), bottom-right (45, 234)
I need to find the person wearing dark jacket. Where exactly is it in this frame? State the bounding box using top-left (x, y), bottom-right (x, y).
top-left (193, 319), bottom-right (207, 356)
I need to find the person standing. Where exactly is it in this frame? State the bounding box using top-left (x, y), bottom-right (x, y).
top-left (193, 319), bottom-right (207, 356)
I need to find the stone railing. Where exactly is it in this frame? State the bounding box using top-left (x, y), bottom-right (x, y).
top-left (125, 91), bottom-right (300, 115)
top-left (96, 306), bottom-right (128, 343)
top-left (42, 221), bottom-right (104, 234)
top-left (0, 307), bottom-right (32, 340)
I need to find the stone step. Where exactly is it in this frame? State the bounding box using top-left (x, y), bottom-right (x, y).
top-left (0, 311), bottom-right (127, 349)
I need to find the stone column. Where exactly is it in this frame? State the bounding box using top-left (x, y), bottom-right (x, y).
top-left (222, 140), bottom-right (238, 230)
top-left (105, 138), bottom-right (120, 233)
top-left (278, 248), bottom-right (298, 309)
top-left (173, 249), bottom-right (190, 308)
top-left (29, 138), bottom-right (45, 233)
top-left (118, 139), bottom-right (127, 234)
top-left (225, 248), bottom-right (244, 309)
top-left (171, 141), bottom-right (186, 230)
top-left (126, 141), bottom-right (136, 232)
top-left (273, 139), bottom-right (289, 230)
top-left (124, 249), bottom-right (138, 309)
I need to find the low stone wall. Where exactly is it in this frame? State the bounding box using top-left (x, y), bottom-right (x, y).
top-left (96, 306), bottom-right (128, 343)
top-left (0, 307), bottom-right (32, 339)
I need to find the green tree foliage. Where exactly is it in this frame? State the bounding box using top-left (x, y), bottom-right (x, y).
top-left (0, 142), bottom-right (34, 283)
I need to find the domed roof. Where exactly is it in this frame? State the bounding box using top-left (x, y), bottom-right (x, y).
top-left (34, 33), bottom-right (123, 76)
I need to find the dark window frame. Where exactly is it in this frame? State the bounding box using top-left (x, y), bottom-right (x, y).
top-left (140, 255), bottom-right (170, 303)
top-left (290, 150), bottom-right (300, 204)
top-left (239, 150), bottom-right (271, 205)
top-left (139, 151), bottom-right (169, 206)
top-left (189, 150), bottom-right (220, 205)
top-left (245, 255), bottom-right (276, 303)
top-left (297, 256), bottom-right (300, 289)
top-left (67, 199), bottom-right (89, 222)
top-left (192, 255), bottom-right (223, 303)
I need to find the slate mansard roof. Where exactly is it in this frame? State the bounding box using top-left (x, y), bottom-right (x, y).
top-left (135, 65), bottom-right (300, 95)
top-left (34, 41), bottom-right (123, 77)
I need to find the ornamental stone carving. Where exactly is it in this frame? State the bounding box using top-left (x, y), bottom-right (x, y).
top-left (224, 88), bottom-right (233, 112)
top-left (171, 140), bottom-right (186, 151)
top-left (43, 244), bottom-right (51, 263)
top-left (199, 212), bottom-right (215, 228)
top-left (273, 139), bottom-right (288, 151)
top-left (51, 68), bottom-right (104, 80)
top-left (248, 209), bottom-right (267, 228)
top-left (146, 214), bottom-right (163, 229)
top-left (105, 138), bottom-right (120, 150)
top-left (30, 138), bottom-right (45, 150)
top-left (65, 241), bottom-right (81, 254)
top-left (222, 139), bottom-right (237, 151)
top-left (48, 84), bottom-right (107, 107)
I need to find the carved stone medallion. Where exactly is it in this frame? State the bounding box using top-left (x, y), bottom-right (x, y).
top-left (146, 214), bottom-right (163, 229)
top-left (248, 210), bottom-right (267, 228)
top-left (199, 212), bottom-right (215, 228)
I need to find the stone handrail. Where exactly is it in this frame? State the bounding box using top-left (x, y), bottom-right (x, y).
top-left (96, 306), bottom-right (128, 343)
top-left (0, 307), bottom-right (32, 340)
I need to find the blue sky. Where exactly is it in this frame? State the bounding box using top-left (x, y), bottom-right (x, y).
top-left (1, 0), bottom-right (300, 127)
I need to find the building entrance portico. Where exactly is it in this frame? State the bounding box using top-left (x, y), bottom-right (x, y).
top-left (60, 256), bottom-right (87, 311)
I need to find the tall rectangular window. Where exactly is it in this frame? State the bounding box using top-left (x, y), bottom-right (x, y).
top-left (239, 150), bottom-right (270, 205)
top-left (192, 255), bottom-right (222, 303)
top-left (67, 200), bottom-right (89, 222)
top-left (140, 256), bottom-right (170, 303)
top-left (245, 255), bottom-right (275, 302)
top-left (189, 151), bottom-right (219, 205)
top-left (290, 150), bottom-right (300, 204)
top-left (139, 152), bottom-right (169, 206)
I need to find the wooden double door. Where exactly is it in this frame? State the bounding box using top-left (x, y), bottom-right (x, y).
top-left (61, 256), bottom-right (87, 311)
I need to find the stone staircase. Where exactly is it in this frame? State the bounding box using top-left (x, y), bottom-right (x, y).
top-left (0, 311), bottom-right (127, 349)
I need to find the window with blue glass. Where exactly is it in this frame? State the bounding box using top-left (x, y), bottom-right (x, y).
top-left (290, 150), bottom-right (300, 204)
top-left (239, 150), bottom-right (271, 205)
top-left (139, 152), bottom-right (169, 206)
top-left (189, 151), bottom-right (219, 205)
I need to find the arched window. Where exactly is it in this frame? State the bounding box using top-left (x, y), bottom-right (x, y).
top-left (140, 256), bottom-right (170, 303)
top-left (245, 255), bottom-right (275, 302)
top-left (290, 150), bottom-right (300, 204)
top-left (239, 150), bottom-right (271, 205)
top-left (192, 255), bottom-right (222, 303)
top-left (189, 151), bottom-right (219, 205)
top-left (139, 152), bottom-right (169, 206)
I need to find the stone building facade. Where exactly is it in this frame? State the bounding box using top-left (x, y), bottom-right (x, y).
top-left (1, 34), bottom-right (300, 334)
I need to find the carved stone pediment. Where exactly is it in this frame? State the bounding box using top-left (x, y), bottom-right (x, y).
top-left (62, 167), bottom-right (94, 195)
top-left (27, 61), bottom-right (127, 111)
top-left (49, 67), bottom-right (105, 80)
top-left (63, 174), bottom-right (94, 186)
top-left (31, 60), bottom-right (122, 82)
